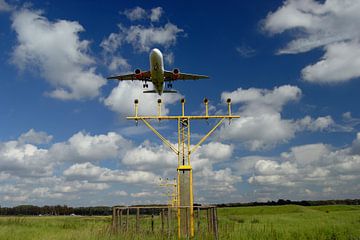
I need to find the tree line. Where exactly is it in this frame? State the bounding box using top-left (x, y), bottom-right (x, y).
top-left (0, 205), bottom-right (113, 216)
top-left (216, 199), bottom-right (360, 208)
top-left (0, 199), bottom-right (359, 216)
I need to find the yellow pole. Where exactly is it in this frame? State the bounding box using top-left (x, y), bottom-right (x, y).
top-left (189, 168), bottom-right (194, 237)
top-left (177, 117), bottom-right (181, 239)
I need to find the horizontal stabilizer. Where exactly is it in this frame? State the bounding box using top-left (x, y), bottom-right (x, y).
top-left (163, 90), bottom-right (177, 93)
top-left (143, 90), bottom-right (157, 93)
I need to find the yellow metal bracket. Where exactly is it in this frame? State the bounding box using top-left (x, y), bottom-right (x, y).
top-left (190, 118), bottom-right (225, 154)
top-left (177, 165), bottom-right (192, 171)
top-left (140, 118), bottom-right (179, 155)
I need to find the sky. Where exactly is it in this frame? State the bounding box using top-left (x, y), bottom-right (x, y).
top-left (0, 0), bottom-right (360, 207)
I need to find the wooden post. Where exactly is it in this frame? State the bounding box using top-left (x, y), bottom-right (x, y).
top-left (126, 208), bottom-right (129, 232)
top-left (151, 214), bottom-right (154, 233)
top-left (207, 208), bottom-right (210, 233)
top-left (119, 209), bottom-right (122, 232)
top-left (167, 207), bottom-right (171, 239)
top-left (197, 207), bottom-right (200, 236)
top-left (161, 208), bottom-right (164, 235)
top-left (209, 207), bottom-right (214, 233)
top-left (112, 207), bottom-right (117, 231)
top-left (136, 208), bottom-right (140, 233)
top-left (213, 207), bottom-right (219, 240)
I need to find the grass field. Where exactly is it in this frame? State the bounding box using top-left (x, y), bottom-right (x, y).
top-left (0, 205), bottom-right (359, 240)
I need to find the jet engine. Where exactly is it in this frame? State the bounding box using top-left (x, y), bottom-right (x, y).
top-left (172, 68), bottom-right (180, 79)
top-left (135, 69), bottom-right (142, 79)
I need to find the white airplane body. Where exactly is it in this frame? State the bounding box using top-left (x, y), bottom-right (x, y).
top-left (107, 48), bottom-right (209, 95)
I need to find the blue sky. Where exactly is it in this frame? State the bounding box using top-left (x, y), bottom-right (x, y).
top-left (0, 0), bottom-right (360, 206)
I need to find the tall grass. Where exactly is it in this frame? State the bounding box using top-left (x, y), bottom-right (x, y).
top-left (0, 205), bottom-right (359, 240)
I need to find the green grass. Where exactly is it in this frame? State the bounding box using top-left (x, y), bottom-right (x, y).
top-left (0, 205), bottom-right (359, 240)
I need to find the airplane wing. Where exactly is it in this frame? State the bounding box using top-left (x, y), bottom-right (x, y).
top-left (164, 70), bottom-right (209, 81)
top-left (107, 71), bottom-right (151, 81)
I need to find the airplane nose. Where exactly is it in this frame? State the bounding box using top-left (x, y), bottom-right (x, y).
top-left (151, 48), bottom-right (161, 55)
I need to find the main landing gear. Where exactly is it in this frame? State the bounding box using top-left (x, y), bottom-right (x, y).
top-left (167, 83), bottom-right (173, 88)
top-left (143, 83), bottom-right (149, 88)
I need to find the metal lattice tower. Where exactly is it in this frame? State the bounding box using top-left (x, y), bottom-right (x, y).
top-left (127, 97), bottom-right (240, 238)
top-left (160, 178), bottom-right (177, 207)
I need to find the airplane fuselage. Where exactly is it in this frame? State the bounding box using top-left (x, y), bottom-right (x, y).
top-left (149, 48), bottom-right (165, 95)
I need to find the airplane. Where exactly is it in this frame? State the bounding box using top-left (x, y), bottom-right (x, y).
top-left (107, 48), bottom-right (209, 95)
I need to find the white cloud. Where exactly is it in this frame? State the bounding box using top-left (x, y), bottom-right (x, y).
top-left (196, 167), bottom-right (242, 197)
top-left (263, 0), bottom-right (360, 83)
top-left (123, 7), bottom-right (147, 21)
top-left (150, 7), bottom-right (163, 22)
top-left (197, 142), bottom-right (234, 163)
top-left (122, 142), bottom-right (176, 171)
top-left (100, 31), bottom-right (130, 73)
top-left (296, 115), bottom-right (335, 131)
top-left (164, 51), bottom-right (174, 65)
top-left (130, 191), bottom-right (153, 198)
top-left (108, 56), bottom-right (131, 72)
top-left (219, 85), bottom-right (301, 150)
top-left (301, 41), bottom-right (360, 83)
top-left (50, 131), bottom-right (131, 163)
top-left (122, 23), bottom-right (183, 52)
top-left (241, 136), bottom-right (360, 199)
top-left (236, 44), bottom-right (256, 58)
top-left (101, 7), bottom-right (183, 85)
top-left (0, 0), bottom-right (11, 12)
top-left (63, 162), bottom-right (158, 184)
top-left (18, 129), bottom-right (53, 145)
top-left (351, 132), bottom-right (360, 154)
top-left (112, 190), bottom-right (128, 196)
top-left (0, 140), bottom-right (53, 177)
top-left (103, 81), bottom-right (181, 117)
top-left (219, 85), bottom-right (344, 150)
top-left (123, 6), bottom-right (164, 22)
top-left (11, 8), bottom-right (105, 100)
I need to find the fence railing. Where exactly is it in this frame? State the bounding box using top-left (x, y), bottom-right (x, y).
top-left (112, 205), bottom-right (218, 239)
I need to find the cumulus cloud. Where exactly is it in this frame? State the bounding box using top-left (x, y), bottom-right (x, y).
top-left (240, 137), bottom-right (360, 200)
top-left (150, 7), bottom-right (163, 22)
top-left (0, 0), bottom-right (11, 12)
top-left (219, 85), bottom-right (301, 150)
top-left (103, 81), bottom-right (181, 117)
top-left (122, 23), bottom-right (183, 52)
top-left (11, 8), bottom-right (105, 100)
top-left (18, 129), bottom-right (53, 145)
top-left (122, 142), bottom-right (176, 171)
top-left (63, 162), bottom-right (158, 184)
top-left (301, 40), bottom-right (360, 83)
top-left (50, 131), bottom-right (131, 163)
top-left (296, 115), bottom-right (335, 132)
top-left (123, 6), bottom-right (146, 21)
top-left (262, 0), bottom-right (360, 83)
top-left (123, 6), bottom-right (163, 22)
top-left (0, 140), bottom-right (53, 177)
top-left (219, 85), bottom-right (342, 150)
